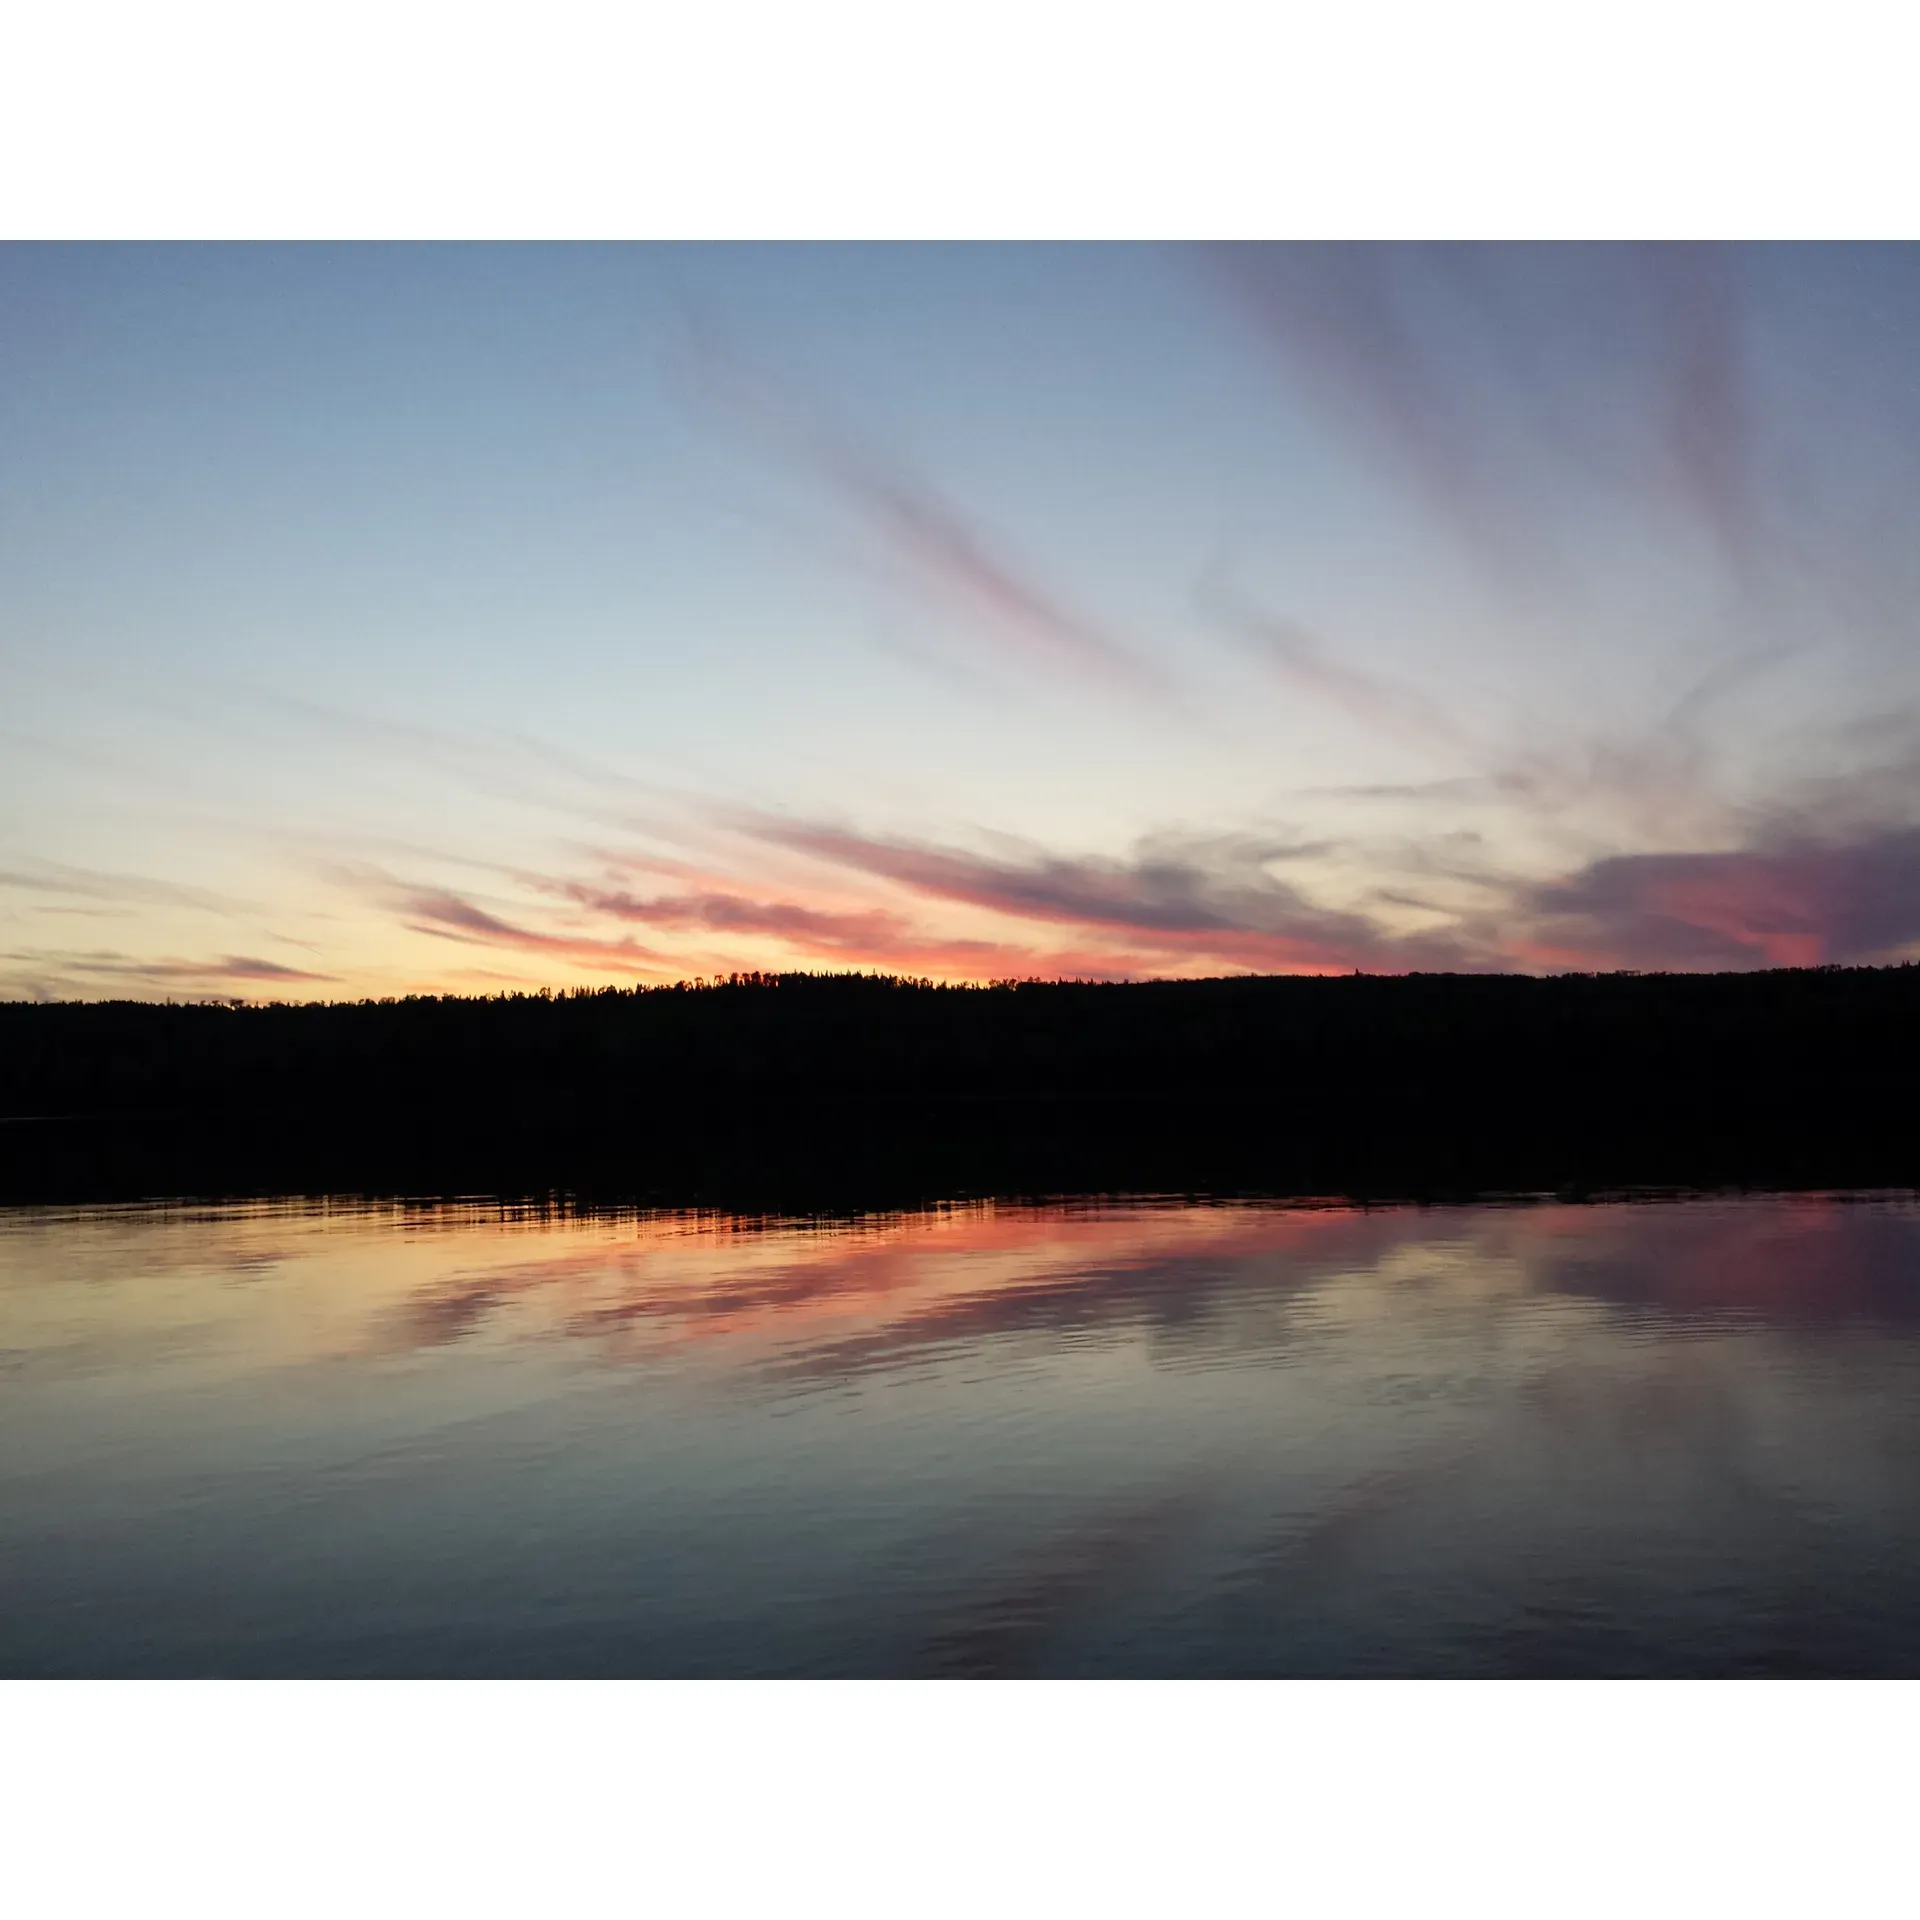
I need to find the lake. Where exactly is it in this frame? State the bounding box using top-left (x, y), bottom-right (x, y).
top-left (4, 1191), bottom-right (1920, 1676)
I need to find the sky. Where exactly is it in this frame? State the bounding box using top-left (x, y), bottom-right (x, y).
top-left (5, 242), bottom-right (1920, 1001)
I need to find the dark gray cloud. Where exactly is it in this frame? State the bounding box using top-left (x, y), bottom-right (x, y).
top-left (1516, 826), bottom-right (1920, 971)
top-left (737, 813), bottom-right (1481, 973)
top-left (561, 884), bottom-right (908, 949)
top-left (395, 888), bottom-right (665, 974)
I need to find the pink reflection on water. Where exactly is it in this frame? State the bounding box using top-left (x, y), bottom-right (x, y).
top-left (374, 1197), bottom-right (1384, 1372)
top-left (7, 1191), bottom-right (1916, 1398)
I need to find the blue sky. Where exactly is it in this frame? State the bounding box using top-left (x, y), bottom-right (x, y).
top-left (6, 243), bottom-right (1920, 998)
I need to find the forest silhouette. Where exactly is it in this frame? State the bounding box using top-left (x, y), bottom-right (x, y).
top-left (4, 965), bottom-right (1918, 1208)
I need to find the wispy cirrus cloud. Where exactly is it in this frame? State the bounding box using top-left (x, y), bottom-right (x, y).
top-left (396, 888), bottom-right (668, 977)
top-left (1207, 242), bottom-right (1768, 589)
top-left (1210, 243), bottom-right (1543, 581)
top-left (1636, 243), bottom-right (1757, 582)
top-left (1199, 566), bottom-right (1473, 764)
top-left (0, 949), bottom-right (338, 1000)
top-left (278, 664), bottom-right (1920, 995)
top-left (680, 325), bottom-right (1169, 698)
top-left (315, 735), bottom-right (1920, 994)
top-left (1205, 557), bottom-right (1803, 855)
top-left (0, 860), bottom-right (257, 916)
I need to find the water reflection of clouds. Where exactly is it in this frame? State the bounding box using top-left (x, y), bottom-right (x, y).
top-left (8, 1192), bottom-right (1920, 1678)
top-left (1511, 1194), bottom-right (1920, 1328)
top-left (369, 1193), bottom-right (1920, 1381)
top-left (379, 1201), bottom-right (1384, 1372)
top-left (6, 1194), bottom-right (1918, 1392)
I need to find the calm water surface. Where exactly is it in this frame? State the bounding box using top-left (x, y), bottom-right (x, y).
top-left (5, 1192), bottom-right (1920, 1676)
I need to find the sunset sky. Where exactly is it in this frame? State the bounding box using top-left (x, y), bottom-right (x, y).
top-left (6, 242), bottom-right (1920, 1000)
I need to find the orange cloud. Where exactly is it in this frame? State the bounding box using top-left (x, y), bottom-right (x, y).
top-left (393, 879), bottom-right (1157, 984)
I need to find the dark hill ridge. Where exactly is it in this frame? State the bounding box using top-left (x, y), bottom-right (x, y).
top-left (3, 965), bottom-right (1918, 1206)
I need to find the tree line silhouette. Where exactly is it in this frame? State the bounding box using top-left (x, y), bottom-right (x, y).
top-left (4, 965), bottom-right (1918, 1206)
